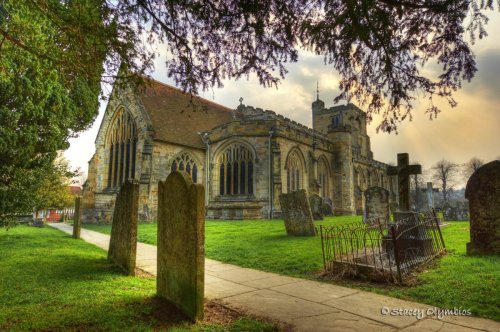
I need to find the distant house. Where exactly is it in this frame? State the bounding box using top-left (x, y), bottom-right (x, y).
top-left (44, 186), bottom-right (82, 222)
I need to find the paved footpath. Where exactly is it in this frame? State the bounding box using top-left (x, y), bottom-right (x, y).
top-left (50, 223), bottom-right (499, 332)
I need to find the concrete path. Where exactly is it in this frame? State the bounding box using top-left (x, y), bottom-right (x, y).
top-left (49, 223), bottom-right (499, 332)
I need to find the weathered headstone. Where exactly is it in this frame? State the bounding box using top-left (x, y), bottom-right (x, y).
top-left (72, 196), bottom-right (82, 238)
top-left (279, 190), bottom-right (316, 236)
top-left (322, 197), bottom-right (334, 216)
top-left (387, 153), bottom-right (422, 212)
top-left (157, 171), bottom-right (205, 321)
top-left (364, 186), bottom-right (390, 223)
top-left (107, 180), bottom-right (139, 276)
top-left (32, 218), bottom-right (44, 227)
top-left (442, 203), bottom-right (469, 221)
top-left (465, 160), bottom-right (500, 255)
top-left (309, 194), bottom-right (324, 220)
top-left (421, 182), bottom-right (439, 210)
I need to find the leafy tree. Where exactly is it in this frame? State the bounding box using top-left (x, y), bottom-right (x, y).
top-left (0, 154), bottom-right (77, 228)
top-left (0, 1), bottom-right (110, 226)
top-left (431, 159), bottom-right (460, 203)
top-left (462, 157), bottom-right (484, 181)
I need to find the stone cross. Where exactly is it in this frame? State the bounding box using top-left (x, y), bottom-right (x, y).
top-left (387, 153), bottom-right (422, 211)
top-left (421, 182), bottom-right (439, 209)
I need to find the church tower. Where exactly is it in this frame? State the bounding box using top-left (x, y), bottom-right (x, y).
top-left (312, 82), bottom-right (325, 128)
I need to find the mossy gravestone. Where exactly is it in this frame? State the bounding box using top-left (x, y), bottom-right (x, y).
top-left (72, 196), bottom-right (82, 239)
top-left (466, 160), bottom-right (500, 255)
top-left (157, 171), bottom-right (205, 321)
top-left (309, 194), bottom-right (324, 220)
top-left (108, 180), bottom-right (139, 276)
top-left (279, 189), bottom-right (316, 236)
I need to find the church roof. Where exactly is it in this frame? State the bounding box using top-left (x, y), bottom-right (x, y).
top-left (138, 79), bottom-right (235, 149)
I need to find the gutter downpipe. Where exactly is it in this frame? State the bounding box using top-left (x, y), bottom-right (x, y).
top-left (200, 132), bottom-right (210, 206)
top-left (268, 128), bottom-right (275, 219)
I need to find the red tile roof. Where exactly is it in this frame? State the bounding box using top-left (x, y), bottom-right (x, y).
top-left (138, 79), bottom-right (235, 149)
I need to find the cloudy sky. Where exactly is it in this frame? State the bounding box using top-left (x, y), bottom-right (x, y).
top-left (65, 11), bottom-right (500, 187)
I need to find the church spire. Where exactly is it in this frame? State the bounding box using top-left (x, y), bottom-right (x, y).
top-left (316, 81), bottom-right (319, 101)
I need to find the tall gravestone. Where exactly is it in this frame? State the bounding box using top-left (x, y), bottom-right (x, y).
top-left (465, 160), bottom-right (500, 255)
top-left (309, 194), bottom-right (324, 220)
top-left (279, 190), bottom-right (316, 236)
top-left (108, 180), bottom-right (139, 276)
top-left (157, 171), bottom-right (205, 321)
top-left (421, 182), bottom-right (439, 210)
top-left (364, 186), bottom-right (390, 223)
top-left (72, 196), bottom-right (82, 239)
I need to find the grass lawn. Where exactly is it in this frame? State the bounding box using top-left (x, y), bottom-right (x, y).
top-left (0, 225), bottom-right (280, 331)
top-left (84, 216), bottom-right (500, 321)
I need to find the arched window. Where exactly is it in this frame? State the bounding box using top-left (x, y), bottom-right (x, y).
top-left (217, 143), bottom-right (254, 195)
top-left (286, 149), bottom-right (305, 192)
top-left (318, 157), bottom-right (330, 198)
top-left (106, 109), bottom-right (137, 189)
top-left (170, 152), bottom-right (198, 183)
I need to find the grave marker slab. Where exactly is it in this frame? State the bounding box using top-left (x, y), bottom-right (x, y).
top-left (465, 160), bottom-right (500, 255)
top-left (279, 190), bottom-right (316, 236)
top-left (309, 194), bottom-right (324, 220)
top-left (108, 180), bottom-right (139, 276)
top-left (157, 171), bottom-right (205, 321)
top-left (72, 196), bottom-right (82, 239)
top-left (364, 186), bottom-right (390, 223)
top-left (322, 197), bottom-right (334, 216)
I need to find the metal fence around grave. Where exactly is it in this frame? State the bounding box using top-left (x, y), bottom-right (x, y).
top-left (320, 210), bottom-right (446, 283)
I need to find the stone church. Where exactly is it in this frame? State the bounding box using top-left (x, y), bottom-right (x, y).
top-left (81, 78), bottom-right (397, 222)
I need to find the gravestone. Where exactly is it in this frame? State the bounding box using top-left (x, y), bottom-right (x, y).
top-left (322, 197), bottom-right (333, 216)
top-left (72, 196), bottom-right (82, 239)
top-left (385, 154), bottom-right (428, 261)
top-left (364, 187), bottom-right (390, 223)
top-left (157, 171), bottom-right (205, 321)
top-left (421, 182), bottom-right (439, 210)
top-left (279, 189), bottom-right (316, 236)
top-left (32, 218), bottom-right (44, 227)
top-left (309, 194), bottom-right (324, 220)
top-left (107, 180), bottom-right (139, 276)
top-left (465, 160), bottom-right (500, 255)
top-left (442, 203), bottom-right (469, 221)
top-left (387, 153), bottom-right (422, 212)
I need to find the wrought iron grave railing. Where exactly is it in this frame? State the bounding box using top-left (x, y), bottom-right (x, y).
top-left (320, 209), bottom-right (446, 283)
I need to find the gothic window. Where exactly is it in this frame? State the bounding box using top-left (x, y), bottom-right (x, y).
top-left (332, 116), bottom-right (340, 128)
top-left (286, 149), bottom-right (304, 192)
top-left (218, 143), bottom-right (254, 195)
top-left (170, 152), bottom-right (198, 183)
top-left (318, 157), bottom-right (330, 198)
top-left (107, 109), bottom-right (137, 189)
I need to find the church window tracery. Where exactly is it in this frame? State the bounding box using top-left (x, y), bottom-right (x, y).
top-left (170, 152), bottom-right (198, 183)
top-left (286, 149), bottom-right (304, 192)
top-left (106, 109), bottom-right (137, 189)
top-left (217, 144), bottom-right (254, 195)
